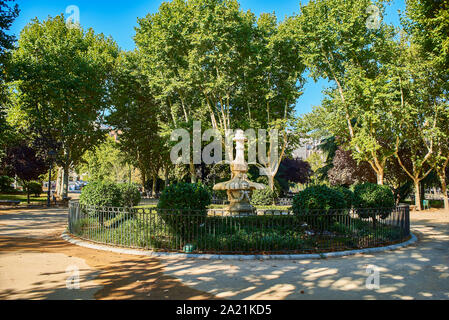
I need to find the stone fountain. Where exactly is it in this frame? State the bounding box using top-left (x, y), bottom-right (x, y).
top-left (213, 129), bottom-right (265, 216)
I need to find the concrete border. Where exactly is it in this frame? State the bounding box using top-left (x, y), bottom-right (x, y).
top-left (61, 231), bottom-right (418, 260)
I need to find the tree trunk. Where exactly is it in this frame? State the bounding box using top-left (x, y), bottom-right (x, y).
top-left (438, 172), bottom-right (449, 211)
top-left (152, 176), bottom-right (157, 198)
top-left (25, 183), bottom-right (30, 204)
top-left (62, 147), bottom-right (70, 199)
top-left (376, 168), bottom-right (384, 185)
top-left (393, 182), bottom-right (401, 206)
top-left (164, 168), bottom-right (169, 189)
top-left (268, 175), bottom-right (275, 192)
top-left (414, 179), bottom-right (422, 211)
top-left (62, 164), bottom-right (69, 199)
top-left (190, 161), bottom-right (196, 183)
top-left (55, 167), bottom-right (62, 198)
top-left (141, 171), bottom-right (147, 195)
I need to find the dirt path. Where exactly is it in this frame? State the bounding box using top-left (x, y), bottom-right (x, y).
top-left (0, 208), bottom-right (216, 300)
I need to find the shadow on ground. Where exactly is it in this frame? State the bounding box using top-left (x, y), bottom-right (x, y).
top-left (0, 237), bottom-right (218, 300)
top-left (158, 216), bottom-right (449, 300)
top-left (1, 207), bottom-right (448, 300)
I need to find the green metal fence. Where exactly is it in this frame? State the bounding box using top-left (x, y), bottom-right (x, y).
top-left (68, 201), bottom-right (410, 255)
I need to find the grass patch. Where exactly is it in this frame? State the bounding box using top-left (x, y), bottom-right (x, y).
top-left (0, 193), bottom-right (47, 203)
top-left (134, 204), bottom-right (157, 209)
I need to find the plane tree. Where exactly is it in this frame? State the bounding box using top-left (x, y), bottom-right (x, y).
top-left (8, 15), bottom-right (119, 198)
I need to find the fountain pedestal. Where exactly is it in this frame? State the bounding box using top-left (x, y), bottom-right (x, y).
top-left (213, 130), bottom-right (265, 216)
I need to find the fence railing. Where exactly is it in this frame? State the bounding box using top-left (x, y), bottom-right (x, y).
top-left (68, 202), bottom-right (410, 255)
top-left (139, 197), bottom-right (294, 207)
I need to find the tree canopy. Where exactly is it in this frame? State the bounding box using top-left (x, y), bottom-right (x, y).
top-left (8, 15), bottom-right (119, 197)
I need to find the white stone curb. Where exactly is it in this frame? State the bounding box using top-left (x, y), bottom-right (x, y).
top-left (61, 231), bottom-right (418, 260)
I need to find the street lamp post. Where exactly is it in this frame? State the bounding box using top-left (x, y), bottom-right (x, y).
top-left (47, 150), bottom-right (57, 207)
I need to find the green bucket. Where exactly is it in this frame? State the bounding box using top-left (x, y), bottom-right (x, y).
top-left (183, 244), bottom-right (195, 253)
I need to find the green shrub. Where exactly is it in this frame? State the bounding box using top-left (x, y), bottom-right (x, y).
top-left (353, 183), bottom-right (395, 209)
top-left (292, 185), bottom-right (347, 213)
top-left (158, 182), bottom-right (211, 211)
top-left (118, 183), bottom-right (141, 207)
top-left (251, 187), bottom-right (280, 206)
top-left (79, 181), bottom-right (122, 207)
top-left (158, 183), bottom-right (211, 242)
top-left (27, 182), bottom-right (43, 197)
top-left (353, 183), bottom-right (395, 219)
top-left (0, 176), bottom-right (14, 193)
top-left (333, 186), bottom-right (354, 208)
top-left (292, 185), bottom-right (347, 229)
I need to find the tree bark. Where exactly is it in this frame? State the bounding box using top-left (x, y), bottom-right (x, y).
top-left (164, 167), bottom-right (169, 188)
top-left (152, 176), bottom-right (157, 198)
top-left (141, 171), bottom-right (147, 195)
top-left (268, 174), bottom-right (275, 192)
top-left (368, 158), bottom-right (385, 185)
top-left (190, 161), bottom-right (196, 183)
top-left (55, 167), bottom-right (62, 198)
top-left (62, 164), bottom-right (69, 200)
top-left (24, 182), bottom-right (30, 204)
top-left (61, 147), bottom-right (70, 199)
top-left (376, 170), bottom-right (384, 186)
top-left (414, 179), bottom-right (422, 211)
top-left (438, 172), bottom-right (449, 211)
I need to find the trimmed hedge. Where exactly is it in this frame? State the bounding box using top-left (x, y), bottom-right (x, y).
top-left (80, 181), bottom-right (142, 208)
top-left (353, 183), bottom-right (395, 209)
top-left (28, 182), bottom-right (43, 197)
top-left (333, 186), bottom-right (354, 209)
top-left (353, 183), bottom-right (395, 219)
top-left (158, 182), bottom-right (211, 212)
top-left (158, 183), bottom-right (212, 242)
top-left (80, 181), bottom-right (122, 207)
top-left (292, 185), bottom-right (347, 213)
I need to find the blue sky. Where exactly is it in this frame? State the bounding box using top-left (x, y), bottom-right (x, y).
top-left (9, 0), bottom-right (406, 116)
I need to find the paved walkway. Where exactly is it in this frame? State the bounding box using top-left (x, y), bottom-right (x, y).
top-left (159, 210), bottom-right (449, 300)
top-left (0, 208), bottom-right (215, 300)
top-left (0, 207), bottom-right (448, 300)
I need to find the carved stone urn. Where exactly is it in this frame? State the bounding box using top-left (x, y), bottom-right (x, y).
top-left (213, 130), bottom-right (265, 215)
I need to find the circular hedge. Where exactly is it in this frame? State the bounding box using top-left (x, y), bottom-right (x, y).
top-left (158, 182), bottom-right (211, 211)
top-left (292, 185), bottom-right (347, 213)
top-left (352, 183), bottom-right (395, 219)
top-left (352, 183), bottom-right (395, 209)
top-left (28, 182), bottom-right (43, 197)
top-left (333, 186), bottom-right (354, 209)
top-left (79, 181), bottom-right (141, 207)
top-left (157, 182), bottom-right (212, 242)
